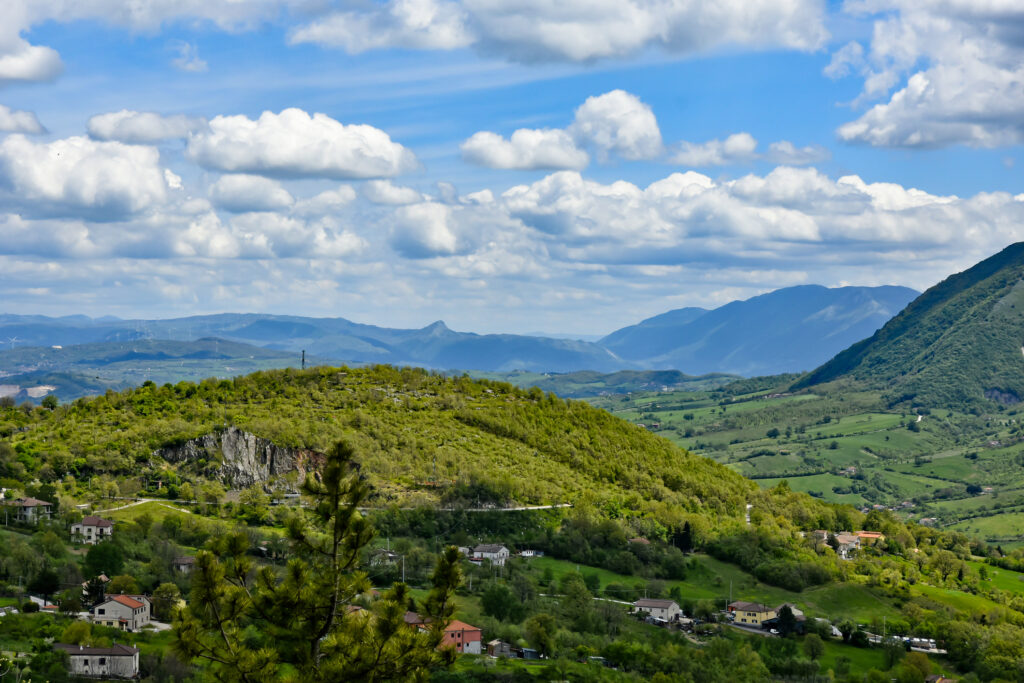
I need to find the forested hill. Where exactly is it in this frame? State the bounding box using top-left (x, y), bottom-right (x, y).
top-left (0, 365), bottom-right (755, 524)
top-left (796, 242), bottom-right (1024, 407)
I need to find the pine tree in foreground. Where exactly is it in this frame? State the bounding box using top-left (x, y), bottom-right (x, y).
top-left (173, 440), bottom-right (462, 682)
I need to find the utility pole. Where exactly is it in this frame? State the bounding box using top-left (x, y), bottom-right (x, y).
top-left (402, 555), bottom-right (406, 584)
top-left (301, 350), bottom-right (306, 370)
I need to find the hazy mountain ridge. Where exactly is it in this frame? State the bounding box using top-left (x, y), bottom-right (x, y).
top-left (0, 284), bottom-right (917, 385)
top-left (601, 285), bottom-right (919, 376)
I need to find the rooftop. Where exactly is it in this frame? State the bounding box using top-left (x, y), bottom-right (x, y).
top-left (55, 643), bottom-right (139, 656)
top-left (634, 598), bottom-right (678, 609)
top-left (79, 515), bottom-right (113, 527)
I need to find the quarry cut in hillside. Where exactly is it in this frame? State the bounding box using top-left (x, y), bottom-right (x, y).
top-left (156, 426), bottom-right (324, 488)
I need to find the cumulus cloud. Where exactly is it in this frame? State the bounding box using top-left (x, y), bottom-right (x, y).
top-left (293, 185), bottom-right (357, 216)
top-left (186, 108), bottom-right (417, 179)
top-left (671, 133), bottom-right (829, 167)
top-left (0, 104), bottom-right (45, 134)
top-left (363, 179), bottom-right (425, 205)
top-left (832, 1), bottom-right (1024, 147)
top-left (288, 0), bottom-right (472, 53)
top-left (390, 202), bottom-right (461, 258)
top-left (290, 0), bottom-right (827, 62)
top-left (569, 90), bottom-right (663, 161)
top-left (672, 133), bottom-right (758, 166)
top-left (460, 129), bottom-right (588, 170)
top-left (88, 110), bottom-right (208, 144)
top-left (0, 135), bottom-right (171, 219)
top-left (461, 90), bottom-right (660, 170)
top-left (208, 174), bottom-right (294, 212)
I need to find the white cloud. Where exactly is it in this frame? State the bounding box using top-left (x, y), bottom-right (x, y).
top-left (672, 133), bottom-right (758, 166)
top-left (671, 133), bottom-right (829, 167)
top-left (390, 202), bottom-right (461, 258)
top-left (293, 185), bottom-right (357, 216)
top-left (460, 129), bottom-right (588, 170)
top-left (291, 0), bottom-right (827, 63)
top-left (363, 179), bottom-right (425, 205)
top-left (186, 108), bottom-right (417, 179)
top-left (569, 90), bottom-right (662, 161)
top-left (0, 135), bottom-right (171, 219)
top-left (208, 174), bottom-right (294, 213)
top-left (88, 110), bottom-right (207, 144)
top-left (288, 0), bottom-right (472, 53)
top-left (0, 104), bottom-right (45, 134)
top-left (171, 41), bottom-right (208, 73)
top-left (833, 1), bottom-right (1024, 147)
top-left (765, 140), bottom-right (830, 165)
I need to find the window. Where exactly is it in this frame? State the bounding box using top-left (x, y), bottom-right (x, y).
top-left (99, 658), bottom-right (106, 665)
top-left (83, 659), bottom-right (89, 666)
top-left (98, 608), bottom-right (105, 615)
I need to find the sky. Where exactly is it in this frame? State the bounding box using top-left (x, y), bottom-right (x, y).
top-left (0, 0), bottom-right (1022, 336)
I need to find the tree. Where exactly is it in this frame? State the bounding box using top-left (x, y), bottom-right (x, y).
top-left (57, 588), bottom-right (83, 615)
top-left (85, 541), bottom-right (125, 577)
top-left (108, 574), bottom-right (141, 595)
top-left (151, 582), bottom-right (182, 620)
top-left (173, 440), bottom-right (462, 682)
top-left (28, 568), bottom-right (60, 600)
top-left (61, 620), bottom-right (93, 645)
top-left (83, 576), bottom-right (106, 606)
top-left (524, 613), bottom-right (557, 658)
top-left (41, 394), bottom-right (58, 410)
top-left (481, 583), bottom-right (522, 622)
top-left (802, 633), bottom-right (824, 660)
top-left (930, 550), bottom-right (959, 582)
top-left (776, 605), bottom-right (797, 637)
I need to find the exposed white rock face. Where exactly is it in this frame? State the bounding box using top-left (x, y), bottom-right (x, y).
top-left (156, 426), bottom-right (323, 488)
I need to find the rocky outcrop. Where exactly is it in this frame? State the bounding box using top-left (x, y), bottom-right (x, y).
top-left (156, 426), bottom-right (324, 488)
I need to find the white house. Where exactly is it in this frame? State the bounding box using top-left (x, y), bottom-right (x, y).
top-left (71, 515), bottom-right (114, 544)
top-left (834, 532), bottom-right (861, 559)
top-left (633, 598), bottom-right (681, 621)
top-left (91, 594), bottom-right (151, 631)
top-left (472, 544), bottom-right (510, 567)
top-left (54, 643), bottom-right (139, 679)
top-left (2, 497), bottom-right (52, 524)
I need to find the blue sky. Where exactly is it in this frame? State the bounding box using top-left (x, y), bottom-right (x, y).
top-left (0, 1), bottom-right (1022, 335)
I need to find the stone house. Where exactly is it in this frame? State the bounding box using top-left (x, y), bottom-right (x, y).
top-left (2, 497), bottom-right (52, 524)
top-left (633, 598), bottom-right (681, 621)
top-left (71, 515), bottom-right (114, 544)
top-left (472, 544), bottom-right (510, 567)
top-left (54, 643), bottom-right (139, 679)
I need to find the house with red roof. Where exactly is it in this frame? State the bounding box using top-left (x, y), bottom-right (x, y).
top-left (91, 594), bottom-right (151, 631)
top-left (404, 612), bottom-right (482, 654)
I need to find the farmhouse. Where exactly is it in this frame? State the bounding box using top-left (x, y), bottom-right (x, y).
top-left (472, 544), bottom-right (510, 567)
top-left (172, 556), bottom-right (195, 573)
top-left (72, 515), bottom-right (114, 544)
top-left (834, 532), bottom-right (861, 559)
top-left (54, 643), bottom-right (140, 679)
top-left (405, 612), bottom-right (483, 654)
top-left (91, 594), bottom-right (152, 631)
top-left (728, 601), bottom-right (776, 627)
top-left (487, 639), bottom-right (513, 657)
top-left (632, 598), bottom-right (681, 622)
top-left (2, 497), bottom-right (52, 524)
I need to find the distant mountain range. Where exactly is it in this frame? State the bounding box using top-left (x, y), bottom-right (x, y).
top-left (0, 284), bottom-right (918, 395)
top-left (797, 242), bottom-right (1024, 407)
top-left (600, 285), bottom-right (918, 376)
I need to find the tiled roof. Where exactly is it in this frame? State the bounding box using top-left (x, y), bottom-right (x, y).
top-left (109, 595), bottom-right (144, 609)
top-left (634, 598), bottom-right (678, 609)
top-left (80, 515), bottom-right (114, 527)
top-left (4, 497), bottom-right (52, 507)
top-left (445, 620), bottom-right (481, 634)
top-left (55, 643), bottom-right (139, 656)
top-left (473, 544), bottom-right (507, 553)
top-left (729, 601), bottom-right (772, 612)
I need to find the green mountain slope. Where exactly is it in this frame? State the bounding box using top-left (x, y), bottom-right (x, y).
top-left (796, 242), bottom-right (1024, 407)
top-left (1, 365), bottom-right (755, 521)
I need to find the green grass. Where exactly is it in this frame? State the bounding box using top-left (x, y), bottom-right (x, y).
top-left (528, 554), bottom-right (901, 624)
top-left (102, 500), bottom-right (196, 523)
top-left (819, 639), bottom-right (887, 676)
top-left (949, 510), bottom-right (1024, 542)
top-left (967, 560), bottom-right (1024, 595)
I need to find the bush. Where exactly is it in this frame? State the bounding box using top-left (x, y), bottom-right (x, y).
top-left (22, 601), bottom-right (39, 613)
